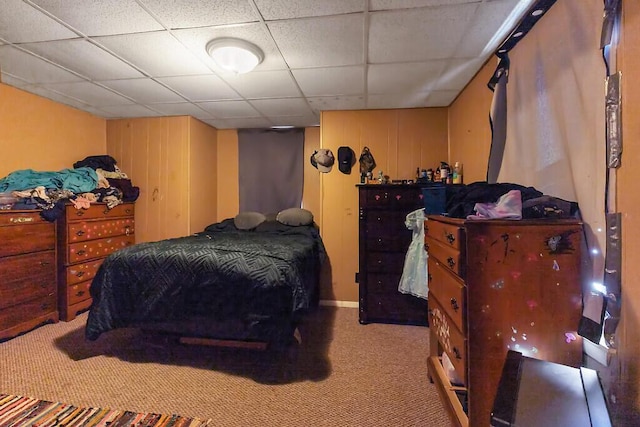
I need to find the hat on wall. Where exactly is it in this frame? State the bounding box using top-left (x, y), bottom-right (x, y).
top-left (337, 146), bottom-right (356, 174)
top-left (310, 148), bottom-right (335, 173)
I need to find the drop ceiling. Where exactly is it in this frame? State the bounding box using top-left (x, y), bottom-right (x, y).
top-left (0, 0), bottom-right (533, 130)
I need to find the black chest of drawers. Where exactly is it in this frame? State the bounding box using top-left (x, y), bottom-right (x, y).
top-left (357, 184), bottom-right (428, 325)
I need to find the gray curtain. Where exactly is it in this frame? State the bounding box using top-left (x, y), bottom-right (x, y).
top-left (487, 56), bottom-right (509, 184)
top-left (238, 128), bottom-right (304, 214)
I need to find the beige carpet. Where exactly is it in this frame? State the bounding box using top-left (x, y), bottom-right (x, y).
top-left (0, 306), bottom-right (449, 426)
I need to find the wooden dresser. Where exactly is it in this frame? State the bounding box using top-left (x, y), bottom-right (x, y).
top-left (0, 210), bottom-right (58, 341)
top-left (57, 202), bottom-right (135, 321)
top-left (358, 184), bottom-right (428, 325)
top-left (425, 215), bottom-right (584, 427)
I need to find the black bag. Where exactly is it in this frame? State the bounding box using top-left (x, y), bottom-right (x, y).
top-left (359, 146), bottom-right (376, 174)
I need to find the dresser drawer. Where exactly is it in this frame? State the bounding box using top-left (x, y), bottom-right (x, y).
top-left (425, 236), bottom-right (464, 277)
top-left (365, 292), bottom-right (428, 323)
top-left (68, 217), bottom-right (134, 243)
top-left (67, 234), bottom-right (135, 264)
top-left (428, 257), bottom-right (465, 333)
top-left (366, 234), bottom-right (411, 252)
top-left (67, 280), bottom-right (92, 306)
top-left (0, 250), bottom-right (56, 309)
top-left (366, 273), bottom-right (401, 295)
top-left (65, 203), bottom-right (134, 221)
top-left (66, 258), bottom-right (104, 286)
top-left (425, 217), bottom-right (464, 250)
top-left (0, 222), bottom-right (54, 257)
top-left (0, 294), bottom-right (56, 330)
top-left (366, 252), bottom-right (406, 273)
top-left (364, 211), bottom-right (408, 236)
top-left (429, 295), bottom-right (467, 385)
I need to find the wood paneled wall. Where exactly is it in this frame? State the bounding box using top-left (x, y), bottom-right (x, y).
top-left (0, 83), bottom-right (105, 177)
top-left (106, 116), bottom-right (217, 243)
top-left (448, 60), bottom-right (495, 184)
top-left (319, 108), bottom-right (448, 302)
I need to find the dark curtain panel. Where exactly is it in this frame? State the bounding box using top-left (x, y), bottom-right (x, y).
top-left (238, 128), bottom-right (304, 214)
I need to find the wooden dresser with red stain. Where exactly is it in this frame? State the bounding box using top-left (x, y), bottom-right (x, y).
top-left (425, 215), bottom-right (584, 427)
top-left (57, 202), bottom-right (135, 321)
top-left (0, 210), bottom-right (58, 341)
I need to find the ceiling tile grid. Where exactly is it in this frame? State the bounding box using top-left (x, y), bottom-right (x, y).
top-left (0, 0), bottom-right (529, 129)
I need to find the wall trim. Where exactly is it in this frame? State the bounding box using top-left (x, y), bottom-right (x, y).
top-left (319, 300), bottom-right (358, 308)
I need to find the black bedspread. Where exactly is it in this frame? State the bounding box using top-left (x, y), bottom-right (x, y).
top-left (85, 219), bottom-right (326, 342)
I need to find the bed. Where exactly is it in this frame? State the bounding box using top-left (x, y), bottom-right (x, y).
top-left (84, 217), bottom-right (326, 348)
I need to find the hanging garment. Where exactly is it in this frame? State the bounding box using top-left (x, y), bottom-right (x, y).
top-left (398, 208), bottom-right (428, 299)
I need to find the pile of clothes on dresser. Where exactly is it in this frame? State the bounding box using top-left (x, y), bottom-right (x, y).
top-left (0, 155), bottom-right (139, 221)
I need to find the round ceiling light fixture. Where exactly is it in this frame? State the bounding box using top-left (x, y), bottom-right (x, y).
top-left (206, 38), bottom-right (264, 74)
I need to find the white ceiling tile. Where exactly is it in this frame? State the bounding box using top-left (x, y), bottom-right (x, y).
top-left (370, 0), bottom-right (477, 11)
top-left (172, 24), bottom-right (288, 72)
top-left (292, 66), bottom-right (364, 96)
top-left (0, 0), bottom-right (78, 42)
top-left (455, 0), bottom-right (523, 58)
top-left (369, 4), bottom-right (477, 63)
top-left (268, 15), bottom-right (364, 68)
top-left (100, 78), bottom-right (185, 103)
top-left (196, 100), bottom-right (260, 118)
top-left (145, 102), bottom-right (212, 118)
top-left (367, 92), bottom-right (429, 109)
top-left (10, 84), bottom-right (92, 110)
top-left (202, 118), bottom-right (229, 129)
top-left (31, 0), bottom-right (163, 36)
top-left (42, 81), bottom-right (134, 106)
top-left (263, 115), bottom-right (320, 128)
top-left (99, 104), bottom-right (162, 118)
top-left (250, 98), bottom-right (313, 116)
top-left (223, 70), bottom-right (301, 99)
top-left (255, 0), bottom-right (363, 20)
top-left (20, 39), bottom-right (144, 80)
top-left (95, 32), bottom-right (211, 77)
top-left (157, 75), bottom-right (240, 101)
top-left (142, 0), bottom-right (258, 28)
top-left (436, 58), bottom-right (486, 90)
top-left (367, 61), bottom-right (447, 94)
top-left (0, 45), bottom-right (83, 83)
top-left (217, 117), bottom-right (273, 129)
top-left (307, 95), bottom-right (366, 112)
top-left (425, 90), bottom-right (459, 106)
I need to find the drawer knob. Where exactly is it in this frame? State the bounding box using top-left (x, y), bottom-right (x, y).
top-left (40, 282), bottom-right (48, 288)
top-left (396, 194), bottom-right (401, 200)
top-left (76, 271), bottom-right (85, 278)
top-left (428, 273), bottom-right (432, 282)
top-left (40, 303), bottom-right (50, 310)
top-left (450, 298), bottom-right (459, 311)
top-left (447, 257), bottom-right (456, 268)
top-left (446, 232), bottom-right (455, 244)
top-left (40, 261), bottom-right (50, 266)
top-left (76, 230), bottom-right (85, 236)
top-left (453, 347), bottom-right (462, 359)
top-left (425, 243), bottom-right (429, 252)
top-left (76, 290), bottom-right (86, 297)
top-left (103, 208), bottom-right (110, 215)
top-left (424, 225), bottom-right (429, 234)
top-left (76, 211), bottom-right (85, 216)
top-left (125, 208), bottom-right (132, 214)
top-left (77, 250), bottom-right (86, 256)
top-left (125, 226), bottom-right (131, 236)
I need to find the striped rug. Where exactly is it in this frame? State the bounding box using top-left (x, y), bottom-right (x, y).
top-left (0, 394), bottom-right (212, 426)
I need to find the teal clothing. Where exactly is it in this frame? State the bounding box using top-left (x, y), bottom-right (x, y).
top-left (0, 167), bottom-right (99, 193)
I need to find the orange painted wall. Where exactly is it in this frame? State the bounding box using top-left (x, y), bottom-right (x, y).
top-left (320, 108), bottom-right (448, 302)
top-left (448, 60), bottom-right (495, 183)
top-left (0, 83), bottom-right (105, 177)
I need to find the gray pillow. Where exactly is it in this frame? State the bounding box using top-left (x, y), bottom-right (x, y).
top-left (234, 211), bottom-right (266, 230)
top-left (276, 208), bottom-right (313, 226)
